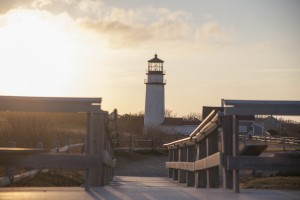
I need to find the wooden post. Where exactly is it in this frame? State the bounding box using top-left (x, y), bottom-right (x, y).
top-left (173, 148), bottom-right (179, 181)
top-left (207, 129), bottom-right (219, 188)
top-left (103, 125), bottom-right (108, 185)
top-left (232, 115), bottom-right (240, 193)
top-left (186, 145), bottom-right (195, 187)
top-left (195, 143), bottom-right (200, 187)
top-left (85, 112), bottom-right (106, 190)
top-left (195, 140), bottom-right (207, 188)
top-left (6, 142), bottom-right (16, 184)
top-left (178, 146), bottom-right (187, 183)
top-left (168, 149), bottom-right (174, 178)
top-left (85, 113), bottom-right (91, 191)
top-left (221, 116), bottom-right (233, 189)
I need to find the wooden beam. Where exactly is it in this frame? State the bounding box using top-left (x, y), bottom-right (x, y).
top-left (172, 148), bottom-right (179, 180)
top-left (220, 116), bottom-right (233, 189)
top-left (178, 147), bottom-right (187, 183)
top-left (186, 145), bottom-right (195, 187)
top-left (0, 153), bottom-right (95, 169)
top-left (224, 106), bottom-right (300, 116)
top-left (166, 162), bottom-right (195, 171)
top-left (223, 100), bottom-right (300, 116)
top-left (207, 129), bottom-right (219, 188)
top-left (227, 156), bottom-right (300, 170)
top-left (0, 96), bottom-right (102, 113)
top-left (194, 152), bottom-right (222, 171)
top-left (232, 115), bottom-right (240, 193)
top-left (168, 149), bottom-right (174, 178)
top-left (223, 99), bottom-right (300, 107)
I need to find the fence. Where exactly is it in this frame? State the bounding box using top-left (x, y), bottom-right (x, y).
top-left (0, 96), bottom-right (116, 190)
top-left (0, 141), bottom-right (85, 186)
top-left (240, 135), bottom-right (300, 151)
top-left (115, 136), bottom-right (166, 151)
top-left (114, 134), bottom-right (184, 151)
top-left (165, 100), bottom-right (300, 193)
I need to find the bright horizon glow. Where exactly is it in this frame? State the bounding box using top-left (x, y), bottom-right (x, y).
top-left (0, 10), bottom-right (77, 96)
top-left (0, 1), bottom-right (300, 122)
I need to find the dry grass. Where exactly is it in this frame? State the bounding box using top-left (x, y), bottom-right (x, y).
top-left (241, 176), bottom-right (300, 190)
top-left (0, 112), bottom-right (85, 149)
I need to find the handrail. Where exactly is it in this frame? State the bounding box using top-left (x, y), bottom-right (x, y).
top-left (164, 111), bottom-right (221, 148)
top-left (192, 111), bottom-right (220, 140)
top-left (0, 142), bottom-right (86, 186)
top-left (189, 110), bottom-right (218, 138)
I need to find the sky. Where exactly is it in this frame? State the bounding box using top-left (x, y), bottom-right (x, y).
top-left (0, 0), bottom-right (299, 119)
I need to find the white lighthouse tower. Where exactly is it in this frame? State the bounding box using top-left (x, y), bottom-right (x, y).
top-left (144, 54), bottom-right (166, 132)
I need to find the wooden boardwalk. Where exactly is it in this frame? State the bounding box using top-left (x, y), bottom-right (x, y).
top-left (1, 176), bottom-right (300, 200)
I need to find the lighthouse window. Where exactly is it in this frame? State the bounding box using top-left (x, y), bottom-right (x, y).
top-left (149, 63), bottom-right (162, 71)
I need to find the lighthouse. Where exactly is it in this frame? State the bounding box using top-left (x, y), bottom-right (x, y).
top-left (144, 54), bottom-right (166, 132)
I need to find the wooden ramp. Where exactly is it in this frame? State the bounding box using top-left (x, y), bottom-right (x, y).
top-left (1, 176), bottom-right (300, 200)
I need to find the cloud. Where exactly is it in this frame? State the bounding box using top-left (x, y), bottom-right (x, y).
top-left (0, 0), bottom-right (33, 14)
top-left (80, 7), bottom-right (191, 48)
top-left (196, 21), bottom-right (233, 45)
top-left (0, 0), bottom-right (233, 51)
top-left (0, 0), bottom-right (103, 19)
top-left (31, 0), bottom-right (53, 8)
top-left (81, 19), bottom-right (153, 48)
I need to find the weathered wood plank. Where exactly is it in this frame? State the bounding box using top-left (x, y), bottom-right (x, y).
top-left (195, 140), bottom-right (207, 188)
top-left (0, 153), bottom-right (95, 169)
top-left (168, 149), bottom-right (174, 178)
top-left (223, 100), bottom-right (300, 116)
top-left (172, 148), bottom-right (179, 180)
top-left (227, 156), bottom-right (300, 170)
top-left (194, 152), bottom-right (222, 171)
top-left (207, 129), bottom-right (219, 188)
top-left (0, 96), bottom-right (102, 113)
top-left (90, 113), bottom-right (105, 186)
top-left (232, 115), bottom-right (240, 193)
top-left (221, 116), bottom-right (233, 189)
top-left (178, 147), bottom-right (187, 183)
top-left (186, 145), bottom-right (195, 187)
top-left (166, 162), bottom-right (195, 171)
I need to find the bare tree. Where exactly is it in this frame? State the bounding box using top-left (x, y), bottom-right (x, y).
top-left (165, 109), bottom-right (177, 118)
top-left (182, 112), bottom-right (202, 120)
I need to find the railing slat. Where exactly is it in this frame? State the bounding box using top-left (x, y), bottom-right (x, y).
top-left (227, 156), bottom-right (300, 170)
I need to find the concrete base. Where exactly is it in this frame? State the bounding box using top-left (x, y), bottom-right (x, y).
top-left (0, 176), bottom-right (299, 200)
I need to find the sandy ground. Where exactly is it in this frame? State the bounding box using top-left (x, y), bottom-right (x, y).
top-left (114, 151), bottom-right (168, 177)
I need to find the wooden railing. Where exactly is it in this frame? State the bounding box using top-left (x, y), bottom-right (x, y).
top-left (0, 142), bottom-right (85, 186)
top-left (0, 96), bottom-right (116, 190)
top-left (240, 135), bottom-right (300, 151)
top-left (115, 135), bottom-right (169, 151)
top-left (165, 100), bottom-right (300, 193)
top-left (165, 110), bottom-right (221, 188)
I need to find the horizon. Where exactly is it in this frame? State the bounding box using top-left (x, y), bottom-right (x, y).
top-left (0, 0), bottom-right (300, 122)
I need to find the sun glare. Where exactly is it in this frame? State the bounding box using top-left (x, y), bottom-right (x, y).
top-left (0, 9), bottom-right (78, 96)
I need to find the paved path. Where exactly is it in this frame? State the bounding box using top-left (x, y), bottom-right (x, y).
top-left (1, 176), bottom-right (300, 200)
